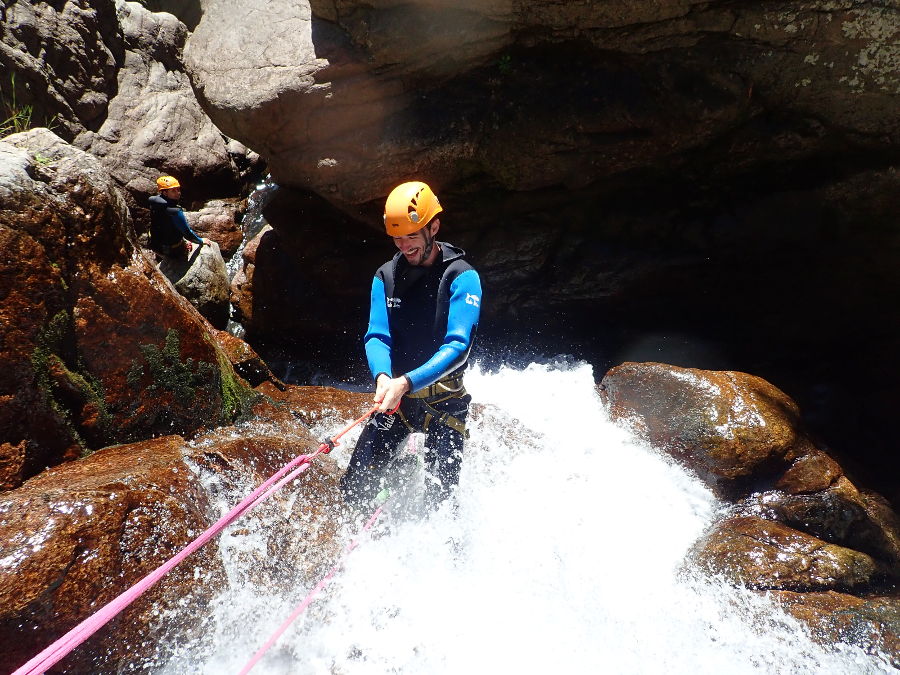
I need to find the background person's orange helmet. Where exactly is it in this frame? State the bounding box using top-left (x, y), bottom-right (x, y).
top-left (383, 181), bottom-right (442, 236)
top-left (156, 175), bottom-right (181, 190)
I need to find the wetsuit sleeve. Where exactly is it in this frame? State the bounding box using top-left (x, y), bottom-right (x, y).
top-left (169, 207), bottom-right (204, 245)
top-left (364, 275), bottom-right (393, 381)
top-left (404, 268), bottom-right (481, 392)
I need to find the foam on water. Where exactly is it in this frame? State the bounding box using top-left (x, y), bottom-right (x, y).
top-left (158, 361), bottom-right (893, 674)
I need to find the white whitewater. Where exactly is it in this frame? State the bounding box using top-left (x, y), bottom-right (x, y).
top-left (159, 361), bottom-right (892, 674)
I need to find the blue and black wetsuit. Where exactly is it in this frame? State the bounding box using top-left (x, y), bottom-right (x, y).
top-left (341, 242), bottom-right (482, 508)
top-left (148, 194), bottom-right (203, 255)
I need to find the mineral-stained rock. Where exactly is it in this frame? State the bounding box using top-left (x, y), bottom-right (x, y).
top-left (690, 516), bottom-right (884, 592)
top-left (770, 591), bottom-right (900, 668)
top-left (599, 362), bottom-right (814, 494)
top-left (743, 478), bottom-right (900, 577)
top-left (251, 381), bottom-right (373, 432)
top-left (0, 129), bottom-right (255, 487)
top-left (775, 449), bottom-right (843, 495)
top-left (0, 406), bottom-right (347, 674)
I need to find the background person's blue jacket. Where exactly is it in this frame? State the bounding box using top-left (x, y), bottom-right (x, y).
top-left (148, 194), bottom-right (203, 252)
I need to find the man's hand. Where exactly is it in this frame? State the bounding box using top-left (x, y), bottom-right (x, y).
top-left (374, 374), bottom-right (409, 413)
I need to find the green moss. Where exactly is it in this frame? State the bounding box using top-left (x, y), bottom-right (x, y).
top-left (128, 329), bottom-right (216, 407)
top-left (31, 310), bottom-right (110, 457)
top-left (215, 348), bottom-right (259, 422)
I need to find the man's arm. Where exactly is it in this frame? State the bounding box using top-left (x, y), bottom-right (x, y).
top-left (169, 207), bottom-right (204, 245)
top-left (404, 268), bottom-right (481, 392)
top-left (363, 275), bottom-right (408, 412)
top-left (364, 275), bottom-right (393, 379)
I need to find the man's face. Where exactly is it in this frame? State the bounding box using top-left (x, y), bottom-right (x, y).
top-left (392, 220), bottom-right (439, 266)
top-left (162, 187), bottom-right (181, 200)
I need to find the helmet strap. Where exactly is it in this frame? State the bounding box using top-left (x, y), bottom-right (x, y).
top-left (421, 225), bottom-right (435, 261)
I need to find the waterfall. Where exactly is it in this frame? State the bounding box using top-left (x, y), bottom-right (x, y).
top-left (226, 178), bottom-right (279, 338)
top-left (157, 361), bottom-right (893, 674)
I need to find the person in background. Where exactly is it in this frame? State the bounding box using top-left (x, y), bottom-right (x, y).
top-left (148, 175), bottom-right (207, 258)
top-left (340, 181), bottom-right (482, 510)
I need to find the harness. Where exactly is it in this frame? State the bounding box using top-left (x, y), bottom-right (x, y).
top-left (397, 373), bottom-right (469, 438)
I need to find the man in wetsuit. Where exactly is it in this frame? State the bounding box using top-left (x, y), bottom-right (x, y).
top-left (148, 175), bottom-right (207, 258)
top-left (341, 181), bottom-right (482, 509)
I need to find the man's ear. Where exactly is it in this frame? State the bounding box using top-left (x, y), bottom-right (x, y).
top-left (429, 218), bottom-right (441, 237)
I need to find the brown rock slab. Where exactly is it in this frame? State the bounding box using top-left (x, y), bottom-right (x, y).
top-left (0, 130), bottom-right (255, 487)
top-left (599, 362), bottom-right (813, 495)
top-left (0, 415), bottom-right (345, 673)
top-left (771, 591), bottom-right (900, 667)
top-left (691, 516), bottom-right (884, 592)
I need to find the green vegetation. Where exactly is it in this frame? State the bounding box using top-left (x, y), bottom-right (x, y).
top-left (127, 329), bottom-right (216, 407)
top-left (215, 347), bottom-right (260, 422)
top-left (128, 328), bottom-right (259, 423)
top-left (0, 73), bottom-right (58, 139)
top-left (31, 311), bottom-right (111, 457)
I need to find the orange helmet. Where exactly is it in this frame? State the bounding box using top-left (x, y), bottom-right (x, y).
top-left (156, 175), bottom-right (181, 190)
top-left (383, 181), bottom-right (442, 236)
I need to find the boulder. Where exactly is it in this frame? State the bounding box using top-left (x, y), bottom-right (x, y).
top-left (599, 362), bottom-right (813, 495)
top-left (0, 129), bottom-right (256, 487)
top-left (185, 198), bottom-right (245, 261)
top-left (184, 1), bottom-right (899, 204)
top-left (0, 411), bottom-right (346, 674)
top-left (770, 591), bottom-right (900, 667)
top-left (0, 0), bottom-right (241, 207)
top-left (604, 361), bottom-right (900, 651)
top-left (250, 381), bottom-right (372, 432)
top-left (690, 516), bottom-right (885, 592)
top-left (73, 0), bottom-right (240, 208)
top-left (228, 224), bottom-right (270, 331)
top-left (742, 477), bottom-right (900, 577)
top-left (0, 0), bottom-right (121, 139)
top-left (157, 239), bottom-right (231, 330)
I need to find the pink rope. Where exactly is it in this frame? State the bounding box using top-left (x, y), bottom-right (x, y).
top-left (239, 505), bottom-right (385, 675)
top-left (12, 404), bottom-right (378, 675)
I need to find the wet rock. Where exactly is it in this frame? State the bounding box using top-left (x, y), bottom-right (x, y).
top-left (0, 129), bottom-right (255, 486)
top-left (0, 416), bottom-right (345, 674)
top-left (0, 441), bottom-right (26, 491)
top-left (157, 240), bottom-right (231, 330)
top-left (185, 198), bottom-right (244, 261)
top-left (211, 329), bottom-right (284, 389)
top-left (251, 382), bottom-right (372, 432)
top-left (770, 591), bottom-right (900, 667)
top-left (690, 516), bottom-right (885, 592)
top-left (228, 224), bottom-right (270, 331)
top-left (776, 449), bottom-right (843, 495)
top-left (743, 478), bottom-right (900, 577)
top-left (599, 362), bottom-right (813, 495)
